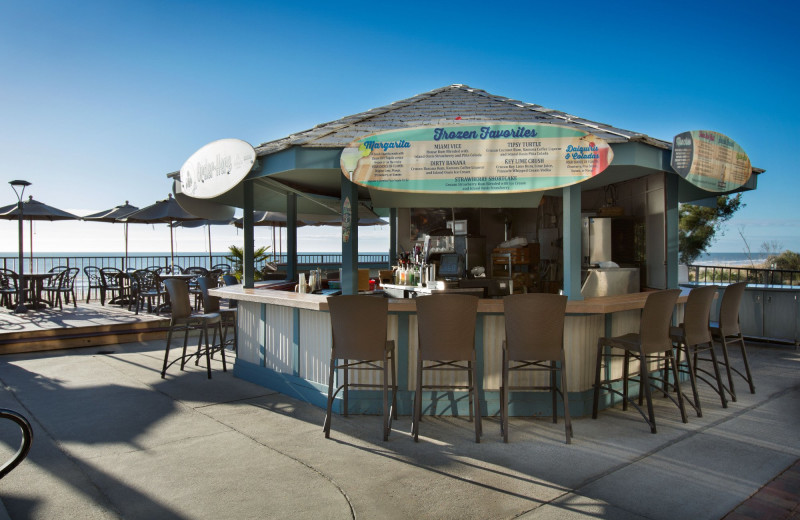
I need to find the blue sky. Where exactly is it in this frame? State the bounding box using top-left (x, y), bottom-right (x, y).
top-left (1, 0), bottom-right (797, 255)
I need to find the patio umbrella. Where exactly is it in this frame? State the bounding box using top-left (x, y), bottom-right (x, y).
top-left (121, 194), bottom-right (204, 268)
top-left (171, 218), bottom-right (235, 266)
top-left (0, 195), bottom-right (80, 270)
top-left (82, 201), bottom-right (139, 270)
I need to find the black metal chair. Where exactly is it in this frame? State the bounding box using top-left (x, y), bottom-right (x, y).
top-left (592, 289), bottom-right (686, 433)
top-left (501, 293), bottom-right (572, 443)
top-left (183, 267), bottom-right (209, 310)
top-left (129, 269), bottom-right (164, 314)
top-left (0, 409), bottom-right (33, 480)
top-left (100, 267), bottom-right (127, 305)
top-left (0, 268), bottom-right (19, 309)
top-left (161, 279), bottom-right (226, 379)
top-left (83, 266), bottom-right (104, 304)
top-left (323, 295), bottom-right (397, 441)
top-left (212, 263), bottom-right (232, 275)
top-left (43, 267), bottom-right (79, 310)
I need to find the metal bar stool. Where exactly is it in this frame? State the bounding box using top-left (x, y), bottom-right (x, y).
top-left (323, 295), bottom-right (397, 441)
top-left (670, 285), bottom-right (727, 415)
top-left (196, 276), bottom-right (237, 353)
top-left (501, 293), bottom-right (572, 443)
top-left (161, 279), bottom-right (226, 379)
top-left (412, 294), bottom-right (481, 443)
top-left (709, 282), bottom-right (755, 401)
top-left (592, 289), bottom-right (686, 433)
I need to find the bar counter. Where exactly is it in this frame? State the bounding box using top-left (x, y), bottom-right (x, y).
top-left (210, 284), bottom-right (688, 417)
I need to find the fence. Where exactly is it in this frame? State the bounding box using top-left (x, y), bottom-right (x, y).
top-left (1, 253), bottom-right (391, 303)
top-left (686, 264), bottom-right (800, 287)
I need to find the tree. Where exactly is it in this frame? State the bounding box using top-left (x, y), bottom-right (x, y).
top-left (766, 250), bottom-right (800, 270)
top-left (679, 194), bottom-right (744, 264)
top-left (225, 245), bottom-right (272, 281)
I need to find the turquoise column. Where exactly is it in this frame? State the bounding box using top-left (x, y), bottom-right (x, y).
top-left (389, 208), bottom-right (397, 269)
top-left (286, 193), bottom-right (297, 282)
top-left (665, 173), bottom-right (679, 289)
top-left (243, 180), bottom-right (254, 288)
top-left (341, 174), bottom-right (359, 295)
top-left (563, 184), bottom-right (583, 300)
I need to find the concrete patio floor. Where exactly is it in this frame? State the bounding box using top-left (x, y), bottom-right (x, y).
top-left (0, 339), bottom-right (797, 519)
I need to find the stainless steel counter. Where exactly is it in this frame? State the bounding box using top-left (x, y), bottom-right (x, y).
top-left (580, 268), bottom-right (640, 298)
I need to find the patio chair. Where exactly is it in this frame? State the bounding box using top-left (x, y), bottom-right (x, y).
top-left (83, 266), bottom-right (104, 304)
top-left (129, 269), bottom-right (164, 314)
top-left (161, 279), bottom-right (226, 379)
top-left (100, 267), bottom-right (127, 305)
top-left (670, 285), bottom-right (727, 415)
top-left (44, 267), bottom-right (79, 310)
top-left (183, 267), bottom-right (209, 310)
top-left (412, 294), bottom-right (481, 443)
top-left (212, 263), bottom-right (232, 275)
top-left (709, 282), bottom-right (754, 401)
top-left (323, 295), bottom-right (397, 441)
top-left (196, 277), bottom-right (237, 353)
top-left (0, 268), bottom-right (19, 309)
top-left (501, 293), bottom-right (572, 443)
top-left (592, 289), bottom-right (686, 433)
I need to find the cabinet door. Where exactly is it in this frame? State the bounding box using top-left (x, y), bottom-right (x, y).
top-left (763, 291), bottom-right (797, 342)
top-left (739, 290), bottom-right (763, 338)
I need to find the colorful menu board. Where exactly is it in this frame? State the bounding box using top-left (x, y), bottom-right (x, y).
top-left (340, 122), bottom-right (614, 194)
top-left (671, 130), bottom-right (752, 192)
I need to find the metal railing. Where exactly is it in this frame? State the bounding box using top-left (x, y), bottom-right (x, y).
top-left (1, 253), bottom-right (391, 303)
top-left (687, 264), bottom-right (800, 287)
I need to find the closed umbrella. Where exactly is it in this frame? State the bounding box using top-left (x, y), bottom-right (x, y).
top-left (0, 195), bottom-right (80, 270)
top-left (171, 219), bottom-right (235, 266)
top-left (233, 211), bottom-right (311, 259)
top-left (121, 194), bottom-right (204, 268)
top-left (83, 201), bottom-right (139, 271)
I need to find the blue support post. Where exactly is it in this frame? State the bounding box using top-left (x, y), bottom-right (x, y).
top-left (286, 193), bottom-right (298, 282)
top-left (341, 175), bottom-right (359, 295)
top-left (563, 184), bottom-right (583, 300)
top-left (665, 173), bottom-right (679, 289)
top-left (243, 181), bottom-right (254, 288)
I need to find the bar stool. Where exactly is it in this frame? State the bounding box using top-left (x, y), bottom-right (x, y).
top-left (196, 276), bottom-right (237, 353)
top-left (501, 293), bottom-right (572, 443)
top-left (161, 279), bottom-right (226, 379)
top-left (592, 289), bottom-right (686, 433)
top-left (412, 294), bottom-right (481, 443)
top-left (670, 285), bottom-right (727, 415)
top-left (710, 282), bottom-right (754, 401)
top-left (323, 295), bottom-right (397, 441)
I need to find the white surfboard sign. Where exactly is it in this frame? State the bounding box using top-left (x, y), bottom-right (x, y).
top-left (180, 138), bottom-right (256, 199)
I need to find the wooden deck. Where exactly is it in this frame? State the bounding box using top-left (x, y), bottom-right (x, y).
top-left (0, 301), bottom-right (171, 354)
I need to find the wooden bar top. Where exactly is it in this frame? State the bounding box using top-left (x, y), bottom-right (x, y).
top-left (210, 284), bottom-right (690, 315)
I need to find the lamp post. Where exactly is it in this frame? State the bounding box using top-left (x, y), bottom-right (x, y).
top-left (9, 180), bottom-right (31, 314)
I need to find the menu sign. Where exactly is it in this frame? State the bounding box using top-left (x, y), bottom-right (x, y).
top-left (340, 122), bottom-right (613, 194)
top-left (180, 138), bottom-right (256, 199)
top-left (671, 130), bottom-right (751, 192)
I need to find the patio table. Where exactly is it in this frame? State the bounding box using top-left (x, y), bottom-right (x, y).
top-left (20, 273), bottom-right (55, 309)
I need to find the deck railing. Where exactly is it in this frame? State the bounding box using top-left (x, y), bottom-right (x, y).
top-left (687, 264), bottom-right (800, 287)
top-left (1, 253), bottom-right (390, 303)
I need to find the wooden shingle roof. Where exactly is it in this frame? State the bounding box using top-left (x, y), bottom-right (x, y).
top-left (254, 84), bottom-right (671, 157)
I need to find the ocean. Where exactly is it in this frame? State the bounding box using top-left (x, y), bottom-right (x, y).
top-left (694, 252), bottom-right (771, 266)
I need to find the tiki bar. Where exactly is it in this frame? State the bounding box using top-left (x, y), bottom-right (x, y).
top-left (172, 85), bottom-right (762, 421)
